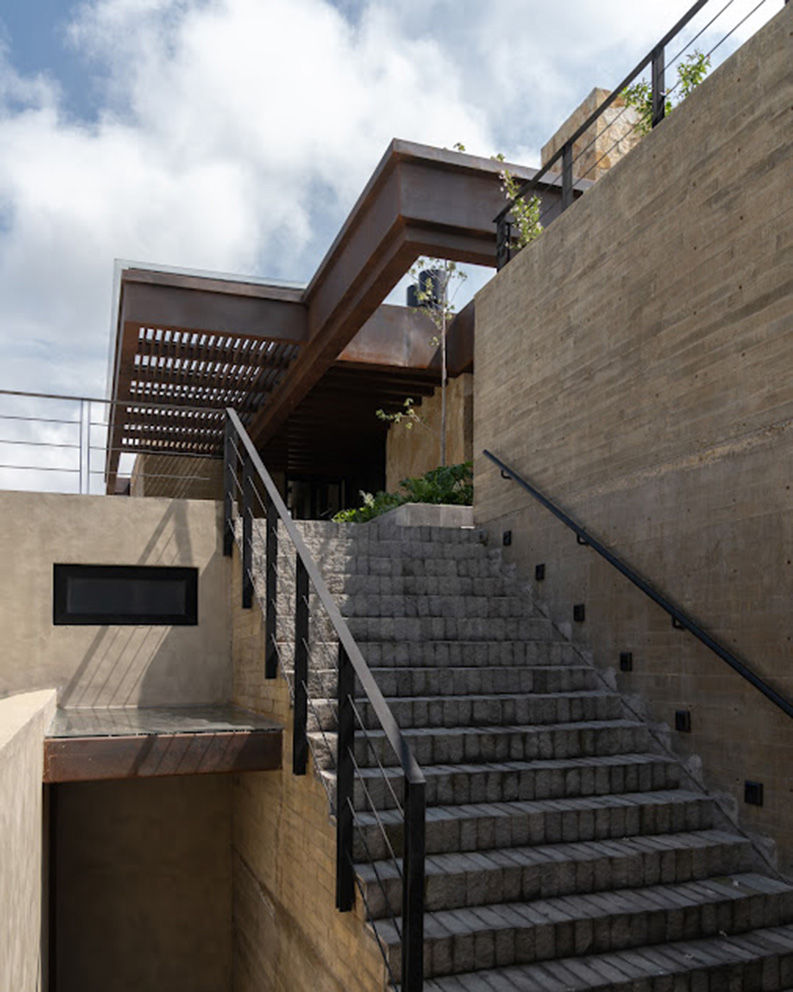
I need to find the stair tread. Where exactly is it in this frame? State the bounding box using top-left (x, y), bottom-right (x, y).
top-left (322, 752), bottom-right (676, 781)
top-left (311, 718), bottom-right (648, 740)
top-left (374, 871), bottom-right (793, 944)
top-left (356, 828), bottom-right (751, 881)
top-left (354, 788), bottom-right (709, 828)
top-left (416, 923), bottom-right (793, 990)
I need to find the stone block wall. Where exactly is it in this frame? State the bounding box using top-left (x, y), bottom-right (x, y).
top-left (541, 86), bottom-right (642, 182)
top-left (475, 6), bottom-right (793, 869)
top-left (230, 552), bottom-right (387, 992)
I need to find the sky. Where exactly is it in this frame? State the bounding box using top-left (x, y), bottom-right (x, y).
top-left (0, 0), bottom-right (784, 401)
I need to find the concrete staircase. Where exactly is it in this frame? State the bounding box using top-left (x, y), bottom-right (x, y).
top-left (282, 516), bottom-right (793, 991)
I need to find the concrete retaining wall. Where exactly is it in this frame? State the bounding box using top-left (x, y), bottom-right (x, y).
top-left (0, 689), bottom-right (56, 992)
top-left (474, 6), bottom-right (793, 869)
top-left (0, 492), bottom-right (230, 707)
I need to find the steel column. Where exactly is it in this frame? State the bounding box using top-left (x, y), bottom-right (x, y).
top-left (264, 492), bottom-right (279, 678)
top-left (402, 777), bottom-right (426, 992)
top-left (561, 142), bottom-right (574, 211)
top-left (335, 643), bottom-right (355, 912)
top-left (292, 555), bottom-right (309, 775)
top-left (242, 455), bottom-right (253, 609)
top-left (652, 45), bottom-right (666, 128)
top-left (223, 418), bottom-right (234, 557)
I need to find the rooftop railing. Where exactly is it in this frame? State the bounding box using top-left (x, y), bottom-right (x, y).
top-left (0, 389), bottom-right (223, 496)
top-left (495, 0), bottom-right (783, 269)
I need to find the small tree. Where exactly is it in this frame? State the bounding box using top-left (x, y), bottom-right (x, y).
top-left (622, 51), bottom-right (711, 136)
top-left (377, 258), bottom-right (466, 467)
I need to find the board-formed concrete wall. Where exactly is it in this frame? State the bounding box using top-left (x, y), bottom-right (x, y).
top-left (385, 372), bottom-right (473, 491)
top-left (55, 775), bottom-right (232, 992)
top-left (230, 553), bottom-right (386, 992)
top-left (475, 6), bottom-right (793, 868)
top-left (0, 492), bottom-right (230, 706)
top-left (0, 689), bottom-right (56, 992)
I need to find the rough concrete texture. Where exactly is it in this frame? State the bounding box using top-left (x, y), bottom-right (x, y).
top-left (0, 492), bottom-right (231, 707)
top-left (475, 6), bottom-right (793, 869)
top-left (55, 774), bottom-right (232, 992)
top-left (541, 86), bottom-right (642, 182)
top-left (0, 689), bottom-right (57, 992)
top-left (385, 373), bottom-right (473, 491)
top-left (230, 551), bottom-right (387, 992)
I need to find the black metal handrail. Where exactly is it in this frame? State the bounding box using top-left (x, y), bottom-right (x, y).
top-left (494, 0), bottom-right (714, 269)
top-left (483, 449), bottom-right (793, 721)
top-left (225, 408), bottom-right (426, 991)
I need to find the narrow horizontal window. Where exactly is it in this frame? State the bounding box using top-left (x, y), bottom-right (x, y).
top-left (53, 564), bottom-right (198, 625)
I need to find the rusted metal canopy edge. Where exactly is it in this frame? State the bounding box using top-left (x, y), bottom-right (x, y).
top-left (44, 728), bottom-right (282, 782)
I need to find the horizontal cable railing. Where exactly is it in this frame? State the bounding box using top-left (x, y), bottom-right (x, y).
top-left (484, 449), bottom-right (793, 720)
top-left (224, 408), bottom-right (426, 992)
top-left (495, 0), bottom-right (780, 269)
top-left (0, 389), bottom-right (224, 496)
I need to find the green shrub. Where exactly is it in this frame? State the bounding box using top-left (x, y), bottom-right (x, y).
top-left (332, 461), bottom-right (473, 523)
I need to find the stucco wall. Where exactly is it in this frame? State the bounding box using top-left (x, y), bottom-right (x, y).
top-left (0, 689), bottom-right (56, 992)
top-left (0, 492), bottom-right (230, 707)
top-left (54, 775), bottom-right (232, 992)
top-left (475, 7), bottom-right (793, 868)
top-left (230, 552), bottom-right (386, 992)
top-left (385, 372), bottom-right (473, 491)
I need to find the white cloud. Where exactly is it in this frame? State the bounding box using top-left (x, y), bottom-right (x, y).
top-left (0, 0), bottom-right (784, 404)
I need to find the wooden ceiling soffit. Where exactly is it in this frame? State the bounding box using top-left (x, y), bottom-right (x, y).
top-left (248, 141), bottom-right (549, 447)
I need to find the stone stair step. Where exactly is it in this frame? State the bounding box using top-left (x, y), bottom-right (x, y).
top-left (309, 720), bottom-right (654, 769)
top-left (357, 830), bottom-right (754, 919)
top-left (352, 790), bottom-right (715, 861)
top-left (320, 753), bottom-right (681, 811)
top-left (316, 555), bottom-right (511, 578)
top-left (339, 574), bottom-right (524, 597)
top-left (416, 924), bottom-right (793, 990)
top-left (361, 639), bottom-right (584, 668)
top-left (309, 691), bottom-right (623, 732)
top-left (363, 665), bottom-right (602, 697)
top-left (376, 873), bottom-right (793, 979)
top-left (346, 616), bottom-right (555, 642)
top-left (340, 593), bottom-right (539, 619)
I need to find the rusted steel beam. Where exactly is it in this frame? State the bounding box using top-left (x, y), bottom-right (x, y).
top-left (120, 269), bottom-right (308, 343)
top-left (248, 142), bottom-right (543, 446)
top-left (44, 729), bottom-right (282, 782)
top-left (339, 304), bottom-right (437, 368)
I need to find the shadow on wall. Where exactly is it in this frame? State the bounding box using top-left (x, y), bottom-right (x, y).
top-left (59, 500), bottom-right (230, 709)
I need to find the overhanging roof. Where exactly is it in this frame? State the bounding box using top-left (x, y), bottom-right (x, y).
top-left (107, 141), bottom-right (575, 486)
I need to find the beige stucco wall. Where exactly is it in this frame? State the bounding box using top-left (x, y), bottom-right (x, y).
top-left (0, 492), bottom-right (230, 707)
top-left (0, 689), bottom-right (56, 992)
top-left (231, 552), bottom-right (386, 992)
top-left (475, 7), bottom-right (793, 868)
top-left (55, 775), bottom-right (232, 992)
top-left (385, 372), bottom-right (473, 491)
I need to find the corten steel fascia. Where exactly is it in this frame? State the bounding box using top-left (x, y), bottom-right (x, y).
top-left (248, 142), bottom-right (541, 446)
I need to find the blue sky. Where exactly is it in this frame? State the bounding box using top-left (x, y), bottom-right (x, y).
top-left (0, 0), bottom-right (783, 398)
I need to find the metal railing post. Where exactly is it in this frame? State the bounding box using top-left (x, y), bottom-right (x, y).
top-left (293, 554), bottom-right (309, 775)
top-left (652, 44), bottom-right (666, 128)
top-left (336, 642), bottom-right (355, 912)
top-left (264, 492), bottom-right (279, 679)
top-left (242, 455), bottom-right (253, 609)
top-left (402, 777), bottom-right (426, 992)
top-left (223, 417), bottom-right (234, 558)
top-left (561, 141), bottom-right (574, 211)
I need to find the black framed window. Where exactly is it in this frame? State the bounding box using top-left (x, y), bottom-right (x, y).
top-left (53, 564), bottom-right (198, 625)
